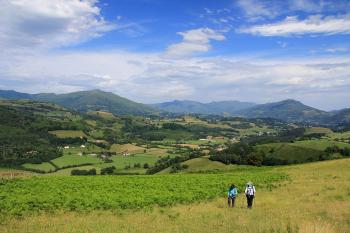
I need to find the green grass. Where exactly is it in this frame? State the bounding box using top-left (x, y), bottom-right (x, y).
top-left (327, 130), bottom-right (350, 140)
top-left (0, 169), bottom-right (285, 217)
top-left (49, 130), bottom-right (86, 138)
top-left (51, 155), bottom-right (103, 169)
top-left (258, 143), bottom-right (324, 163)
top-left (62, 144), bottom-right (105, 155)
top-left (158, 157), bottom-right (237, 174)
top-left (87, 111), bottom-right (116, 120)
top-left (258, 139), bottom-right (350, 163)
top-left (0, 167), bottom-right (34, 178)
top-left (109, 144), bottom-right (145, 154)
top-left (21, 162), bottom-right (56, 173)
top-left (95, 154), bottom-right (160, 170)
top-left (47, 165), bottom-right (102, 176)
top-left (292, 139), bottom-right (350, 150)
top-left (304, 127), bottom-right (333, 135)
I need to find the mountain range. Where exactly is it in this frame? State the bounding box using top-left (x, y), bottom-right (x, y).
top-left (0, 89), bottom-right (155, 116)
top-left (151, 100), bottom-right (255, 115)
top-left (1, 89), bottom-right (349, 124)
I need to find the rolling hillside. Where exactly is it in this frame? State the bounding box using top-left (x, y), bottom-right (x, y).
top-left (237, 99), bottom-right (330, 122)
top-left (2, 90), bottom-right (350, 124)
top-left (0, 89), bottom-right (156, 116)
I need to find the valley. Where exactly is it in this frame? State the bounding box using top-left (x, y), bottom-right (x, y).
top-left (0, 90), bottom-right (349, 233)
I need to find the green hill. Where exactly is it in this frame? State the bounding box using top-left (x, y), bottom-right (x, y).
top-left (0, 89), bottom-right (157, 116)
top-left (0, 103), bottom-right (62, 166)
top-left (329, 108), bottom-right (350, 124)
top-left (237, 99), bottom-right (330, 122)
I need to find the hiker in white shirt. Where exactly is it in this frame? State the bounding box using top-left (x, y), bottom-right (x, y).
top-left (245, 182), bottom-right (256, 209)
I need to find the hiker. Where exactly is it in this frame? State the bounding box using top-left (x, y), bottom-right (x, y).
top-left (245, 182), bottom-right (256, 209)
top-left (228, 184), bottom-right (238, 207)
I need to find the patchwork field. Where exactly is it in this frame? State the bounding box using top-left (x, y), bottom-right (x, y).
top-left (95, 154), bottom-right (160, 171)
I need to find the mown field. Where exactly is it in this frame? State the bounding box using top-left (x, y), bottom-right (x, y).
top-left (51, 154), bottom-right (103, 169)
top-left (0, 159), bottom-right (349, 233)
top-left (21, 162), bottom-right (57, 173)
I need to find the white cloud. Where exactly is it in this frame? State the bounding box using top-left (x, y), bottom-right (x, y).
top-left (238, 14), bottom-right (350, 36)
top-left (0, 0), bottom-right (115, 50)
top-left (236, 0), bottom-right (350, 21)
top-left (165, 28), bottom-right (225, 58)
top-left (237, 0), bottom-right (280, 21)
top-left (1, 48), bottom-right (350, 109)
top-left (325, 47), bottom-right (348, 53)
top-left (289, 0), bottom-right (324, 13)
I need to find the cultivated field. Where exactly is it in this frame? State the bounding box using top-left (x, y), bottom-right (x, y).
top-left (48, 130), bottom-right (87, 138)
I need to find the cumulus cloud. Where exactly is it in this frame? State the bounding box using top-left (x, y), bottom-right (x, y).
top-left (165, 28), bottom-right (225, 58)
top-left (238, 14), bottom-right (350, 36)
top-left (0, 0), bottom-right (115, 50)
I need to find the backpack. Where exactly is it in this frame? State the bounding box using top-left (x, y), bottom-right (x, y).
top-left (246, 186), bottom-right (254, 196)
top-left (229, 188), bottom-right (237, 197)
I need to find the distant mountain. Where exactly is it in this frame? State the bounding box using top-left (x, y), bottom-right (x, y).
top-left (152, 100), bottom-right (256, 115)
top-left (0, 89), bottom-right (156, 116)
top-left (1, 89), bottom-right (349, 124)
top-left (237, 99), bottom-right (330, 122)
top-left (328, 108), bottom-right (350, 124)
top-left (0, 90), bottom-right (32, 100)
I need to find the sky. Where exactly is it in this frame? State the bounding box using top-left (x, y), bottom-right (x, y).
top-left (0, 0), bottom-right (350, 110)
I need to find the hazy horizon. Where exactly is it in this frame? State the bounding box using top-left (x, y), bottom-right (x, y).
top-left (1, 0), bottom-right (350, 110)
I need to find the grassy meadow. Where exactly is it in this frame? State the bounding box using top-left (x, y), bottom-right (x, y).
top-left (1, 159), bottom-right (349, 233)
top-left (21, 162), bottom-right (57, 173)
top-left (48, 130), bottom-right (87, 138)
top-left (51, 154), bottom-right (103, 169)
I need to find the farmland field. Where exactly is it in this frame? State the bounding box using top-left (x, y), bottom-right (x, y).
top-left (51, 155), bottom-right (103, 169)
top-left (257, 139), bottom-right (350, 163)
top-left (48, 130), bottom-right (87, 138)
top-left (304, 127), bottom-right (333, 135)
top-left (327, 130), bottom-right (350, 140)
top-left (0, 168), bottom-right (285, 217)
top-left (292, 139), bottom-right (350, 150)
top-left (95, 154), bottom-right (167, 170)
top-left (109, 143), bottom-right (145, 154)
top-left (21, 162), bottom-right (57, 173)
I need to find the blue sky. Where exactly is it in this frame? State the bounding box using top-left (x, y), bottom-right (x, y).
top-left (0, 0), bottom-right (350, 110)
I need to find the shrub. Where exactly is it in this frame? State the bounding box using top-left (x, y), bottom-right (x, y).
top-left (71, 169), bottom-right (97, 176)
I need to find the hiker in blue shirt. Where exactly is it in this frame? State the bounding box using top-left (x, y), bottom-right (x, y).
top-left (228, 184), bottom-right (238, 207)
